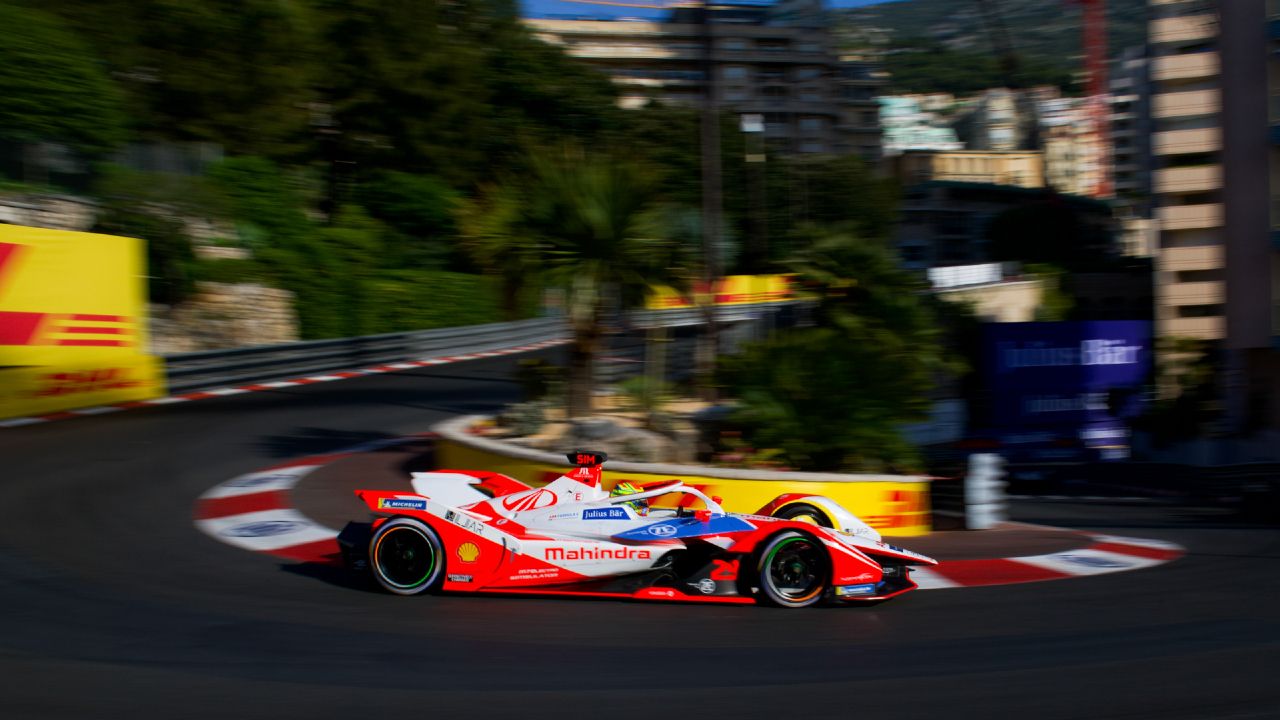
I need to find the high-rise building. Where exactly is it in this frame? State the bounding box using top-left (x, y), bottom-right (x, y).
top-left (1149, 0), bottom-right (1225, 341)
top-left (1148, 0), bottom-right (1280, 436)
top-left (526, 0), bottom-right (883, 160)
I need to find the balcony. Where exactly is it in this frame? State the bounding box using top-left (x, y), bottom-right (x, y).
top-left (1164, 316), bottom-right (1224, 340)
top-left (1151, 52), bottom-right (1219, 82)
top-left (1153, 127), bottom-right (1221, 155)
top-left (1154, 165), bottom-right (1221, 193)
top-left (1153, 89), bottom-right (1219, 119)
top-left (1161, 244), bottom-right (1223, 271)
top-left (1158, 203), bottom-right (1223, 230)
top-left (1162, 280), bottom-right (1224, 305)
top-left (1151, 15), bottom-right (1217, 44)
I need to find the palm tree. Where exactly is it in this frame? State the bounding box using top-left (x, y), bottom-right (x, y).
top-left (461, 147), bottom-right (685, 417)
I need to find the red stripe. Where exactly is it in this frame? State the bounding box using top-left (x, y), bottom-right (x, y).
top-left (268, 538), bottom-right (342, 565)
top-left (0, 311), bottom-right (45, 345)
top-left (194, 490), bottom-right (288, 520)
top-left (1089, 541), bottom-right (1183, 561)
top-left (930, 558), bottom-right (1071, 586)
top-left (61, 326), bottom-right (125, 335)
top-left (54, 339), bottom-right (127, 347)
top-left (70, 314), bottom-right (124, 322)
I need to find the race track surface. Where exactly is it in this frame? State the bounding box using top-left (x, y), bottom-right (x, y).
top-left (1, 353), bottom-right (1277, 720)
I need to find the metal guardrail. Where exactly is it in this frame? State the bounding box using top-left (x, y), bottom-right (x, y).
top-left (163, 317), bottom-right (567, 394)
top-left (163, 301), bottom-right (805, 394)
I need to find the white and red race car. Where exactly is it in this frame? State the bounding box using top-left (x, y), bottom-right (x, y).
top-left (338, 451), bottom-right (937, 608)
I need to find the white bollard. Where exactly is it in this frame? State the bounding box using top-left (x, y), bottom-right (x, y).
top-left (965, 453), bottom-right (1008, 530)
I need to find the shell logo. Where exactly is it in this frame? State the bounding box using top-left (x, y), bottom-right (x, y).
top-left (456, 542), bottom-right (480, 563)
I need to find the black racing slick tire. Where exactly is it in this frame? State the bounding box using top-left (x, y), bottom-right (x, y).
top-left (756, 531), bottom-right (829, 608)
top-left (774, 503), bottom-right (834, 528)
top-left (369, 518), bottom-right (445, 596)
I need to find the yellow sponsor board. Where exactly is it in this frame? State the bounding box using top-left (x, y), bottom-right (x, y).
top-left (0, 224), bottom-right (165, 418)
top-left (645, 274), bottom-right (797, 310)
top-left (437, 439), bottom-right (932, 536)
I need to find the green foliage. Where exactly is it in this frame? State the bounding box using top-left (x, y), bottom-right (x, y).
top-left (42, 0), bottom-right (317, 157)
top-left (839, 0), bottom-right (1148, 94)
top-left (719, 233), bottom-right (948, 472)
top-left (880, 42), bottom-right (1075, 95)
top-left (358, 171), bottom-right (461, 270)
top-left (0, 4), bottom-right (125, 154)
top-left (1026, 263), bottom-right (1073, 321)
top-left (1133, 337), bottom-right (1221, 445)
top-left (617, 376), bottom-right (672, 423)
top-left (93, 203), bottom-right (196, 305)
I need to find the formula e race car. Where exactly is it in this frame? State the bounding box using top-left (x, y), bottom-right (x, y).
top-left (338, 451), bottom-right (937, 608)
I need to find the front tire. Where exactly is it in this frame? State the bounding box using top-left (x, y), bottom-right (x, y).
top-left (370, 518), bottom-right (444, 595)
top-left (756, 531), bottom-right (829, 608)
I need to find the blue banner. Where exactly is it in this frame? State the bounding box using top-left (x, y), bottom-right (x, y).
top-left (983, 321), bottom-right (1152, 460)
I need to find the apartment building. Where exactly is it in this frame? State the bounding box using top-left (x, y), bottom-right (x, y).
top-left (526, 0), bottom-right (883, 160)
top-left (1149, 0), bottom-right (1280, 435)
top-left (889, 150), bottom-right (1044, 189)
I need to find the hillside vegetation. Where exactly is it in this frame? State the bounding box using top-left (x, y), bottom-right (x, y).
top-left (839, 0), bottom-right (1149, 94)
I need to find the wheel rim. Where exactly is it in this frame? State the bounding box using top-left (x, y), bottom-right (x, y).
top-left (374, 526), bottom-right (437, 589)
top-left (764, 536), bottom-right (825, 603)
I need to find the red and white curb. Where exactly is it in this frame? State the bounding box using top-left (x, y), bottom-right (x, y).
top-left (196, 446), bottom-right (1187, 589)
top-left (908, 532), bottom-right (1185, 590)
top-left (0, 339), bottom-right (569, 429)
top-left (195, 456), bottom-right (346, 565)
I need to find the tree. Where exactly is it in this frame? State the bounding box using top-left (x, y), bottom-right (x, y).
top-left (719, 232), bottom-right (950, 472)
top-left (0, 4), bottom-right (125, 157)
top-left (41, 0), bottom-right (318, 158)
top-left (460, 148), bottom-right (684, 417)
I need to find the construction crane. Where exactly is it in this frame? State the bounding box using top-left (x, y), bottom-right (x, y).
top-left (1073, 0), bottom-right (1113, 198)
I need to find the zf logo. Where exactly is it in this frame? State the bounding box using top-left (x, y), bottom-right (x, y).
top-left (36, 368), bottom-right (141, 397)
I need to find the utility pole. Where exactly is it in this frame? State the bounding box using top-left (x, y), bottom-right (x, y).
top-left (697, 1), bottom-right (724, 399)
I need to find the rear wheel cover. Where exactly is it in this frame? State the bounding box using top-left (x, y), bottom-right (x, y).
top-left (775, 503), bottom-right (833, 528)
top-left (371, 519), bottom-right (444, 595)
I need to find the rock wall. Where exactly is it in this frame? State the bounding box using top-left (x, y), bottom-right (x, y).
top-left (151, 282), bottom-right (299, 354)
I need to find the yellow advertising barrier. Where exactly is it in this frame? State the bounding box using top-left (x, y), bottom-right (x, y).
top-left (0, 224), bottom-right (165, 418)
top-left (436, 435), bottom-right (932, 536)
top-left (645, 274), bottom-right (796, 310)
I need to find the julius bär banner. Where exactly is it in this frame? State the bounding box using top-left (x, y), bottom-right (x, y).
top-left (0, 225), bottom-right (165, 418)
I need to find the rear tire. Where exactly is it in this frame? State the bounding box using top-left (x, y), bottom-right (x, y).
top-left (774, 503), bottom-right (833, 528)
top-left (756, 531), bottom-right (829, 608)
top-left (370, 518), bottom-right (444, 596)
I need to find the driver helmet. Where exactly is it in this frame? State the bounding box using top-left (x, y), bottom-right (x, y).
top-left (610, 481), bottom-right (649, 516)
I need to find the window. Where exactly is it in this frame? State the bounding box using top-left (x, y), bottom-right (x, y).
top-left (795, 67), bottom-right (822, 80)
top-left (799, 88), bottom-right (821, 102)
top-left (763, 86), bottom-right (789, 98)
top-left (798, 41), bottom-right (821, 53)
top-left (1176, 269), bottom-right (1222, 283)
top-left (725, 88), bottom-right (748, 101)
top-left (800, 140), bottom-right (825, 153)
top-left (722, 38), bottom-right (747, 50)
top-left (724, 66), bottom-right (747, 80)
top-left (799, 117), bottom-right (822, 132)
top-left (1177, 304), bottom-right (1224, 318)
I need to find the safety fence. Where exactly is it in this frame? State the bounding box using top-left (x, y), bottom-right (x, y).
top-left (165, 302), bottom-right (802, 395)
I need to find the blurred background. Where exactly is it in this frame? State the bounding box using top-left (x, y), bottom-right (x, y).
top-left (2, 0), bottom-right (1278, 489)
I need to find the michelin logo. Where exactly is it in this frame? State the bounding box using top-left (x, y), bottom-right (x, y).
top-left (582, 507), bottom-right (629, 520)
top-left (378, 498), bottom-right (428, 511)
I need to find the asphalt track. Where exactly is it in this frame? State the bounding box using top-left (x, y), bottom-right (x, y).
top-left (1, 352), bottom-right (1278, 720)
